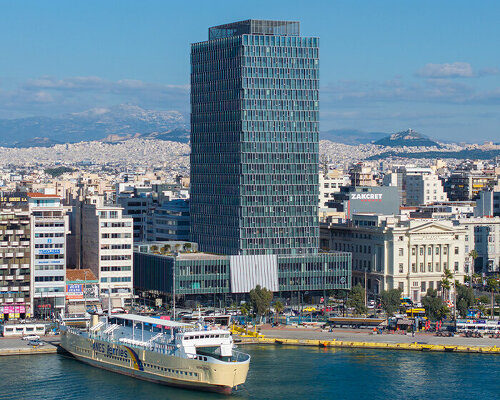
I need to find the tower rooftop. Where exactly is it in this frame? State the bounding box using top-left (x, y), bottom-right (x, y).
top-left (209, 19), bottom-right (299, 40)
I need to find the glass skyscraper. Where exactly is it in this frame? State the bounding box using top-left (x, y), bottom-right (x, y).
top-left (190, 20), bottom-right (320, 256)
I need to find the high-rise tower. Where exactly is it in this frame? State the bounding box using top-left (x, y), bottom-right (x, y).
top-left (190, 20), bottom-right (320, 256)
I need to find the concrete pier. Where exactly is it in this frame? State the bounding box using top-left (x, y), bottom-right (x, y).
top-left (0, 337), bottom-right (59, 356)
top-left (236, 326), bottom-right (500, 354)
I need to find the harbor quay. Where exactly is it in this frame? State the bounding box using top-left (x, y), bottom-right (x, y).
top-left (0, 336), bottom-right (58, 356)
top-left (236, 325), bottom-right (500, 354)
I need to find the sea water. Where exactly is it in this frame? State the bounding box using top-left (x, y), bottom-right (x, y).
top-left (1, 345), bottom-right (498, 400)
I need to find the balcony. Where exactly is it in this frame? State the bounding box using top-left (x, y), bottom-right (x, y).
top-left (0, 264), bottom-right (8, 269)
top-left (15, 252), bottom-right (24, 258)
top-left (4, 230), bottom-right (14, 235)
top-left (4, 253), bottom-right (13, 258)
top-left (15, 230), bottom-right (25, 235)
top-left (5, 276), bottom-right (13, 280)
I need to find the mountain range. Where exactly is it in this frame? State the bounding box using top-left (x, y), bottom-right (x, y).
top-left (0, 106), bottom-right (443, 149)
top-left (0, 104), bottom-right (189, 147)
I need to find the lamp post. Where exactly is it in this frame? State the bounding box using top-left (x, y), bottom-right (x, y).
top-left (84, 270), bottom-right (87, 315)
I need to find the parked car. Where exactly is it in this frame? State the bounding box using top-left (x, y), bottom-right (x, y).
top-left (22, 335), bottom-right (40, 341)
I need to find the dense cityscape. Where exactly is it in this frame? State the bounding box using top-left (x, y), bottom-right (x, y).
top-left (1, 5), bottom-right (499, 400)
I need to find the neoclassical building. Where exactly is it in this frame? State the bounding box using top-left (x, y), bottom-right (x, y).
top-left (321, 214), bottom-right (467, 302)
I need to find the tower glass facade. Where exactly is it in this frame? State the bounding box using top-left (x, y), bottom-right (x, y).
top-left (191, 20), bottom-right (320, 256)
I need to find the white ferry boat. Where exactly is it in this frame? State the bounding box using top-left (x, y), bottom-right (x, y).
top-left (59, 313), bottom-right (250, 394)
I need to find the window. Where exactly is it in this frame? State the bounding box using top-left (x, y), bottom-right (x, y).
top-left (419, 247), bottom-right (424, 256)
top-left (443, 247), bottom-right (447, 255)
top-left (412, 248), bottom-right (416, 256)
top-left (412, 263), bottom-right (417, 273)
top-left (428, 247), bottom-right (432, 255)
top-left (454, 262), bottom-right (459, 272)
top-left (399, 248), bottom-right (404, 256)
top-left (454, 247), bottom-right (459, 255)
top-left (420, 262), bottom-right (424, 273)
top-left (399, 263), bottom-right (404, 273)
top-left (421, 281), bottom-right (426, 293)
top-left (435, 247), bottom-right (440, 255)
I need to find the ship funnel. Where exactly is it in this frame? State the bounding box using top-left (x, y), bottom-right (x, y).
top-left (90, 314), bottom-right (99, 329)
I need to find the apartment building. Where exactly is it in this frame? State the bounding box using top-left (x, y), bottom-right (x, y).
top-left (405, 168), bottom-right (448, 206)
top-left (446, 169), bottom-right (497, 201)
top-left (321, 214), bottom-right (467, 302)
top-left (319, 170), bottom-right (350, 208)
top-left (28, 193), bottom-right (70, 318)
top-left (81, 198), bottom-right (133, 307)
top-left (458, 217), bottom-right (500, 274)
top-left (0, 194), bottom-right (31, 320)
top-left (349, 163), bottom-right (378, 187)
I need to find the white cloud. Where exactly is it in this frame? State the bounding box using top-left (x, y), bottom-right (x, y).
top-left (0, 76), bottom-right (189, 118)
top-left (416, 62), bottom-right (473, 78)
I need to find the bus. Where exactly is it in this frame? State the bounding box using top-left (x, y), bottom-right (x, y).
top-left (400, 297), bottom-right (413, 307)
top-left (406, 308), bottom-right (426, 318)
top-left (456, 319), bottom-right (500, 334)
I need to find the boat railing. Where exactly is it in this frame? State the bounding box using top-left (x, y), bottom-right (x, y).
top-left (88, 331), bottom-right (176, 354)
top-left (230, 350), bottom-right (251, 363)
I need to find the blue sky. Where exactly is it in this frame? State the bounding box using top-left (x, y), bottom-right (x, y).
top-left (1, 0), bottom-right (499, 142)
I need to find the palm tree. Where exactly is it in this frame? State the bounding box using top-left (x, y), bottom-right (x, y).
top-left (273, 300), bottom-right (284, 325)
top-left (441, 268), bottom-right (454, 301)
top-left (486, 277), bottom-right (499, 319)
top-left (468, 249), bottom-right (478, 278)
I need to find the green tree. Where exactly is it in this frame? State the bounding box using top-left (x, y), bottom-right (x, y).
top-left (347, 284), bottom-right (367, 316)
top-left (249, 285), bottom-right (273, 323)
top-left (380, 288), bottom-right (402, 316)
top-left (150, 245), bottom-right (158, 253)
top-left (240, 302), bottom-right (251, 317)
top-left (45, 166), bottom-right (75, 177)
top-left (422, 288), bottom-right (449, 320)
top-left (455, 284), bottom-right (475, 318)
